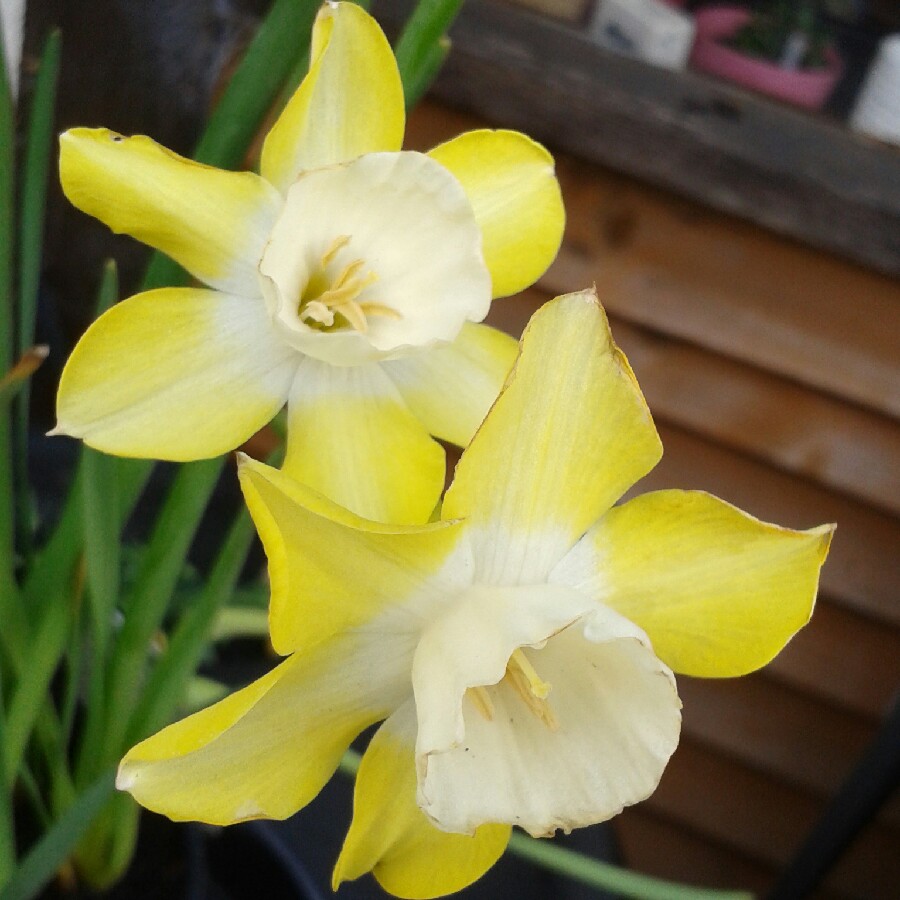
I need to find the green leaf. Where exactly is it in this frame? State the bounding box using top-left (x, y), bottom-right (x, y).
top-left (127, 478), bottom-right (260, 745)
top-left (394, 0), bottom-right (463, 103)
top-left (0, 0), bottom-right (18, 620)
top-left (13, 31), bottom-right (61, 564)
top-left (0, 772), bottom-right (115, 900)
top-left (89, 457), bottom-right (224, 776)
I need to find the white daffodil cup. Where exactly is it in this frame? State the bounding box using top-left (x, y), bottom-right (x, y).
top-left (52, 1), bottom-right (564, 523)
top-left (116, 290), bottom-right (834, 899)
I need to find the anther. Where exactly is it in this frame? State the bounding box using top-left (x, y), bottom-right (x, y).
top-left (320, 234), bottom-right (351, 268)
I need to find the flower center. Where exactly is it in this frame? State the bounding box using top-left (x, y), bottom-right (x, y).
top-left (298, 235), bottom-right (401, 334)
top-left (469, 649), bottom-right (559, 731)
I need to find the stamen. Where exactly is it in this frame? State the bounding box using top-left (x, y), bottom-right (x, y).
top-left (508, 649), bottom-right (551, 699)
top-left (299, 235), bottom-right (400, 334)
top-left (358, 301), bottom-right (402, 321)
top-left (299, 300), bottom-right (335, 327)
top-left (320, 234), bottom-right (351, 268)
top-left (333, 300), bottom-right (368, 333)
top-left (506, 649), bottom-right (559, 731)
top-left (468, 686), bottom-right (495, 722)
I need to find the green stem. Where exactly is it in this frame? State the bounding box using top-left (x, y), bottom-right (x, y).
top-left (506, 832), bottom-right (754, 900)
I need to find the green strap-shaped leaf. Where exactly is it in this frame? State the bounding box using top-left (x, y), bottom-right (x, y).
top-left (0, 773), bottom-right (115, 900)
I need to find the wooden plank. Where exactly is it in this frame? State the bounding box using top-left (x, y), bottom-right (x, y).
top-left (645, 425), bottom-right (900, 627)
top-left (677, 674), bottom-right (900, 828)
top-left (546, 153), bottom-right (900, 418)
top-left (378, 0), bottom-right (900, 275)
top-left (485, 289), bottom-right (900, 515)
top-left (406, 103), bottom-right (900, 418)
top-left (646, 739), bottom-right (900, 899)
top-left (480, 293), bottom-right (900, 626)
top-left (542, 240), bottom-right (900, 420)
top-left (616, 810), bottom-right (837, 900)
top-left (764, 602), bottom-right (900, 720)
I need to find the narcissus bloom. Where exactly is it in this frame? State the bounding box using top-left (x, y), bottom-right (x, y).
top-left (117, 291), bottom-right (833, 899)
top-left (53, 1), bottom-right (564, 522)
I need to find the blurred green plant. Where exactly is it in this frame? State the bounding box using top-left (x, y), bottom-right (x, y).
top-left (727, 0), bottom-right (834, 69)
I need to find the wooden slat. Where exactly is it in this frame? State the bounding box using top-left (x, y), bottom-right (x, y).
top-left (481, 296), bottom-right (900, 626)
top-left (616, 810), bottom-right (830, 900)
top-left (406, 102), bottom-right (900, 418)
top-left (764, 602), bottom-right (900, 720)
top-left (645, 425), bottom-right (900, 627)
top-left (488, 290), bottom-right (900, 515)
top-left (380, 0), bottom-right (900, 275)
top-left (646, 739), bottom-right (900, 900)
top-left (543, 241), bottom-right (900, 420)
top-left (677, 674), bottom-right (900, 828)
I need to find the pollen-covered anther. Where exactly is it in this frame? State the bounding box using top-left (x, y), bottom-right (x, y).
top-left (506, 649), bottom-right (559, 731)
top-left (299, 237), bottom-right (400, 334)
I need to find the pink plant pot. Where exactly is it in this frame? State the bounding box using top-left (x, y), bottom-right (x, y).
top-left (690, 6), bottom-right (843, 109)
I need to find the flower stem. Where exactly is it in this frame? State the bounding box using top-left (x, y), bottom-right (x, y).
top-left (506, 831), bottom-right (755, 900)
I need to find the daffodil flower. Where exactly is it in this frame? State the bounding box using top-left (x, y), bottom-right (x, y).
top-left (53, 1), bottom-right (564, 522)
top-left (116, 290), bottom-right (833, 898)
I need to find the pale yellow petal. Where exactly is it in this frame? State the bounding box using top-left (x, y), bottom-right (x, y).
top-left (54, 288), bottom-right (297, 460)
top-left (334, 701), bottom-right (510, 899)
top-left (417, 611), bottom-right (681, 837)
top-left (381, 323), bottom-right (518, 448)
top-left (237, 457), bottom-right (472, 656)
top-left (443, 290), bottom-right (662, 584)
top-left (261, 1), bottom-right (405, 191)
top-left (59, 128), bottom-right (281, 296)
top-left (553, 490), bottom-right (835, 677)
top-left (259, 152), bottom-right (490, 367)
top-left (117, 632), bottom-right (408, 826)
top-left (429, 129), bottom-right (564, 298)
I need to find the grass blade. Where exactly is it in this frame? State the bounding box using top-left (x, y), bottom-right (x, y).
top-left (0, 772), bottom-right (115, 900)
top-left (13, 30), bottom-right (61, 564)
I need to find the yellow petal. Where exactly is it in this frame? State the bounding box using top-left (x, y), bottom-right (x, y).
top-left (280, 357), bottom-right (446, 523)
top-left (59, 129), bottom-right (282, 296)
top-left (334, 702), bottom-right (510, 899)
top-left (381, 323), bottom-right (518, 447)
top-left (553, 490), bottom-right (835, 677)
top-left (117, 633), bottom-right (403, 825)
top-left (429, 130), bottom-right (564, 299)
top-left (261, 1), bottom-right (405, 192)
top-left (237, 457), bottom-right (471, 656)
top-left (53, 288), bottom-right (297, 460)
top-left (443, 290), bottom-right (662, 584)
